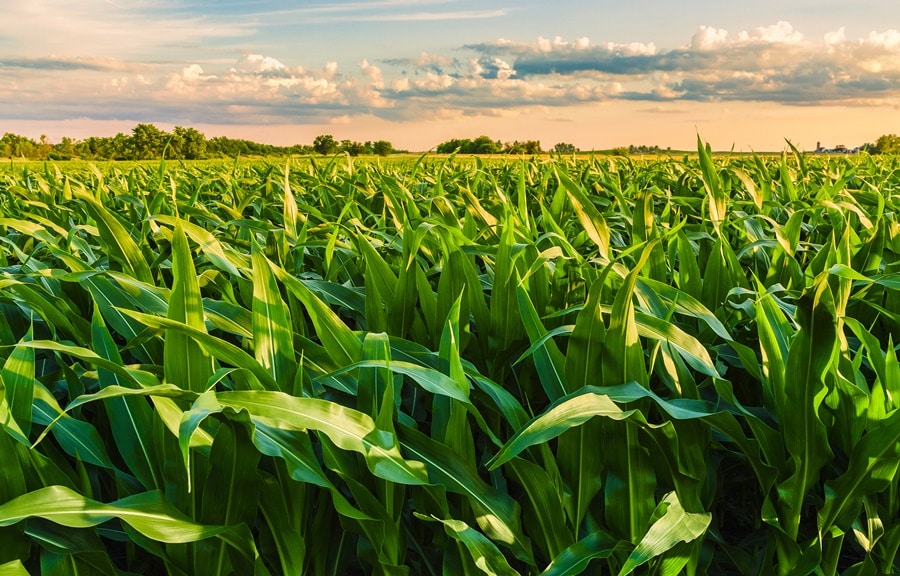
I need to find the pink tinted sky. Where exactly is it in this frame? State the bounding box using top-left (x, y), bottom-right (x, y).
top-left (2, 0), bottom-right (899, 152)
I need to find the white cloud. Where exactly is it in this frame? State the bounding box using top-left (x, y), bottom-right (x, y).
top-left (736, 21), bottom-right (804, 44)
top-left (360, 59), bottom-right (384, 87)
top-left (864, 29), bottom-right (900, 49)
top-left (691, 26), bottom-right (729, 51)
top-left (493, 58), bottom-right (515, 80)
top-left (237, 54), bottom-right (288, 74)
top-left (4, 21), bottom-right (900, 127)
top-left (824, 27), bottom-right (846, 46)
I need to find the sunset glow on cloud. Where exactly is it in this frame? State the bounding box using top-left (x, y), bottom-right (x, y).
top-left (2, 0), bottom-right (899, 151)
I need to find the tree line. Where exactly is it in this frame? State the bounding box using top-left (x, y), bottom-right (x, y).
top-left (5, 124), bottom-right (898, 160)
top-left (0, 124), bottom-right (396, 161)
top-left (433, 136), bottom-right (579, 155)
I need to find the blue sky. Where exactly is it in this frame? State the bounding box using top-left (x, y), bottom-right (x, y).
top-left (2, 0), bottom-right (899, 150)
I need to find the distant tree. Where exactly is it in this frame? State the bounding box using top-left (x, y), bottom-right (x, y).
top-left (172, 126), bottom-right (207, 159)
top-left (76, 137), bottom-right (102, 159)
top-left (874, 134), bottom-right (900, 154)
top-left (471, 135), bottom-right (501, 154)
top-left (611, 146), bottom-right (630, 156)
top-left (372, 140), bottom-right (393, 156)
top-left (503, 140), bottom-right (541, 154)
top-left (435, 138), bottom-right (472, 154)
top-left (47, 136), bottom-right (78, 160)
top-left (0, 133), bottom-right (38, 158)
top-left (340, 139), bottom-right (367, 156)
top-left (553, 142), bottom-right (577, 154)
top-left (628, 144), bottom-right (661, 154)
top-left (436, 136), bottom-right (502, 154)
top-left (58, 137), bottom-right (77, 157)
top-left (313, 134), bottom-right (338, 155)
top-left (131, 123), bottom-right (166, 159)
top-left (39, 135), bottom-right (52, 159)
top-left (109, 132), bottom-right (133, 160)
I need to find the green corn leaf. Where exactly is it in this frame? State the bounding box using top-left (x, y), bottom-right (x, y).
top-left (165, 223), bottom-right (214, 393)
top-left (268, 259), bottom-right (362, 366)
top-left (75, 190), bottom-right (153, 285)
top-left (0, 560), bottom-right (28, 576)
top-left (118, 309), bottom-right (276, 391)
top-left (317, 359), bottom-right (471, 405)
top-left (633, 312), bottom-right (721, 379)
top-left (697, 136), bottom-right (725, 232)
top-left (251, 241), bottom-right (296, 391)
top-left (197, 420), bottom-right (261, 576)
top-left (253, 423), bottom-right (370, 521)
top-left (778, 279), bottom-right (838, 539)
top-left (517, 285), bottom-right (567, 401)
top-left (506, 457), bottom-right (573, 562)
top-left (603, 242), bottom-right (654, 387)
top-left (2, 327), bottom-right (35, 438)
top-left (207, 391), bottom-right (430, 486)
top-left (559, 274), bottom-right (608, 531)
top-left (31, 383), bottom-right (114, 469)
top-left (539, 530), bottom-right (620, 576)
top-left (0, 486), bottom-right (227, 544)
top-left (282, 161), bottom-right (299, 242)
top-left (556, 166), bottom-right (609, 260)
top-left (398, 424), bottom-right (532, 563)
top-left (818, 408), bottom-right (900, 532)
top-left (91, 305), bottom-right (162, 489)
top-left (416, 514), bottom-right (520, 576)
top-left (153, 214), bottom-right (246, 277)
top-left (257, 474), bottom-right (306, 575)
top-left (618, 492), bottom-right (711, 575)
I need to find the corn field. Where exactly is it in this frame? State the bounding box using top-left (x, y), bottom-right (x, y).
top-left (0, 142), bottom-right (898, 575)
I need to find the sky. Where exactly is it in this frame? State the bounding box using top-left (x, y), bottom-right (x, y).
top-left (1, 0), bottom-right (899, 152)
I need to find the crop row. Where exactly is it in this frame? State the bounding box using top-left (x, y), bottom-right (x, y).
top-left (0, 145), bottom-right (897, 575)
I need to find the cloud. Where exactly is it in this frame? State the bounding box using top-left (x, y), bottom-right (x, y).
top-left (459, 24), bottom-right (900, 106)
top-left (3, 21), bottom-right (900, 127)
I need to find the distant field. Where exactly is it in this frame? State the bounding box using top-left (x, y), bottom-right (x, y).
top-left (0, 147), bottom-right (809, 173)
top-left (0, 148), bottom-right (897, 575)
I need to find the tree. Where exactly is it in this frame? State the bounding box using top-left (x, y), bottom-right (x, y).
top-left (471, 135), bottom-right (501, 154)
top-left (313, 134), bottom-right (338, 155)
top-left (39, 135), bottom-right (52, 159)
top-left (131, 123), bottom-right (166, 159)
top-left (109, 133), bottom-right (133, 160)
top-left (874, 134), bottom-right (900, 154)
top-left (372, 140), bottom-right (393, 156)
top-left (340, 139), bottom-right (367, 156)
top-left (436, 136), bottom-right (502, 154)
top-left (436, 138), bottom-right (472, 154)
top-left (0, 133), bottom-right (37, 158)
top-left (503, 140), bottom-right (541, 154)
top-left (172, 126), bottom-right (207, 159)
top-left (553, 142), bottom-right (577, 154)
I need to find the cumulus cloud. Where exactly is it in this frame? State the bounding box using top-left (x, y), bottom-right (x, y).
top-left (3, 21), bottom-right (900, 126)
top-left (459, 23), bottom-right (900, 106)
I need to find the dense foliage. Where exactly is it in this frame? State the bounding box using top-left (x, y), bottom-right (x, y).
top-left (0, 145), bottom-right (898, 575)
top-left (433, 137), bottom-right (546, 155)
top-left (0, 126), bottom-right (395, 161)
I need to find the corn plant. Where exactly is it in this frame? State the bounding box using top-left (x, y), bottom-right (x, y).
top-left (0, 146), bottom-right (897, 575)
